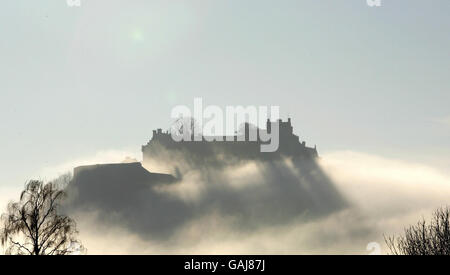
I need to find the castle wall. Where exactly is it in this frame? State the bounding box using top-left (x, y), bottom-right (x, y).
top-left (142, 119), bottom-right (318, 166)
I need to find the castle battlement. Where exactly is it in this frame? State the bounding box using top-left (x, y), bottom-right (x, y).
top-left (142, 118), bottom-right (318, 165)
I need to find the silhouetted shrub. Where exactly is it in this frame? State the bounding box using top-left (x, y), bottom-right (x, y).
top-left (385, 207), bottom-right (450, 255)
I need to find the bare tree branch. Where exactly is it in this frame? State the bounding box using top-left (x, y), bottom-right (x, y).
top-left (385, 207), bottom-right (450, 255)
top-left (0, 180), bottom-right (85, 255)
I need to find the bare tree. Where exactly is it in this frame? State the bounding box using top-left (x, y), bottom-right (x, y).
top-left (1, 180), bottom-right (84, 255)
top-left (385, 207), bottom-right (450, 255)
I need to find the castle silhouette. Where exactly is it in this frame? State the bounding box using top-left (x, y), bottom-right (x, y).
top-left (73, 118), bottom-right (318, 183)
top-left (67, 118), bottom-right (345, 240)
top-left (142, 118), bottom-right (318, 164)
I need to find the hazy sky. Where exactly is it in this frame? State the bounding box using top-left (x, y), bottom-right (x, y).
top-left (1, 0), bottom-right (449, 188)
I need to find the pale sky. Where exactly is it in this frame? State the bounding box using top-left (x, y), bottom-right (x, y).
top-left (1, 0), bottom-right (450, 190)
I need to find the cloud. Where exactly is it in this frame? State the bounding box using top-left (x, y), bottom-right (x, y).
top-left (41, 150), bottom-right (450, 254)
top-left (318, 151), bottom-right (450, 252)
top-left (65, 154), bottom-right (347, 240)
top-left (320, 151), bottom-right (450, 214)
